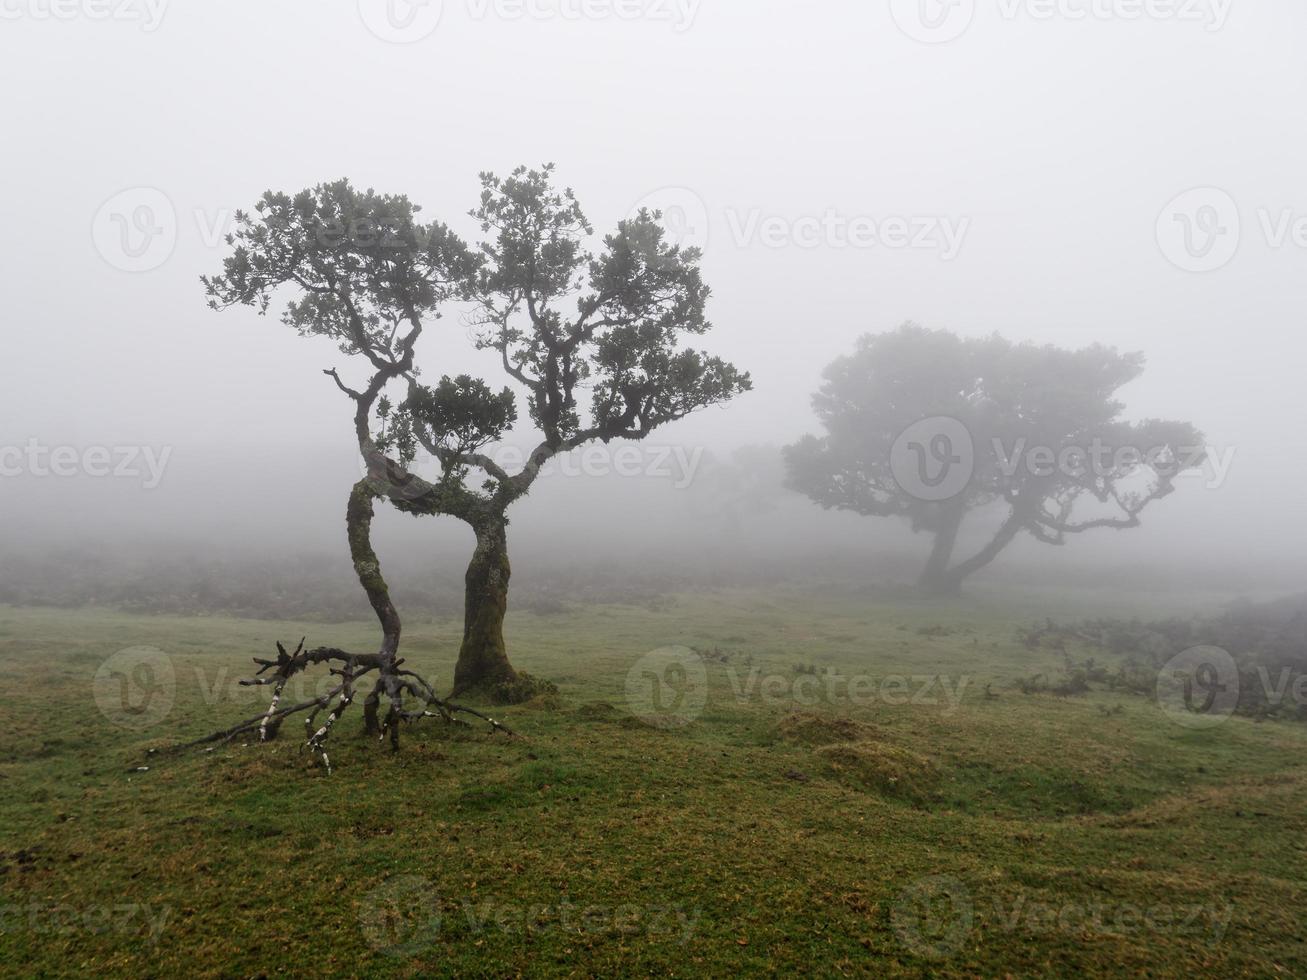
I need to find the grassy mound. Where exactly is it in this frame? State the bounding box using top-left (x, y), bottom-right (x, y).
top-left (815, 741), bottom-right (940, 801)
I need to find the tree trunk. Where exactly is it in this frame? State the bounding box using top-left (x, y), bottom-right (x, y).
top-left (918, 504), bottom-right (966, 595)
top-left (186, 480), bottom-right (518, 766)
top-left (345, 481), bottom-right (402, 736)
top-left (451, 513), bottom-right (520, 697)
top-left (922, 507), bottom-right (1028, 597)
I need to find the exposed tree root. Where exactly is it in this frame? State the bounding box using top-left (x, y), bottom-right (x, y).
top-left (184, 481), bottom-right (514, 773)
top-left (183, 639), bottom-right (513, 773)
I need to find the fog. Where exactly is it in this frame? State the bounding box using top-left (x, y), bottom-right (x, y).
top-left (3, 1), bottom-right (1306, 600)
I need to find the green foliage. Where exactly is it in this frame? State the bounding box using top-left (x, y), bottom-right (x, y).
top-left (204, 166), bottom-right (750, 504)
top-left (394, 375), bottom-right (518, 471)
top-left (201, 180), bottom-right (477, 361)
top-left (467, 164), bottom-right (751, 452)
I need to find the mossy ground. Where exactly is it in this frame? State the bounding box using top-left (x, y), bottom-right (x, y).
top-left (0, 584), bottom-right (1303, 977)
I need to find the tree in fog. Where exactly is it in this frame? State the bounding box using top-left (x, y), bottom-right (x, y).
top-left (380, 165), bottom-right (750, 694)
top-left (202, 166), bottom-right (748, 745)
top-left (785, 325), bottom-right (1206, 596)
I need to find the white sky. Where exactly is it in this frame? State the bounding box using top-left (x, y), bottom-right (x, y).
top-left (1, 0), bottom-right (1304, 577)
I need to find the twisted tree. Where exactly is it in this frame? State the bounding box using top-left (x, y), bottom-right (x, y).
top-left (196, 168), bottom-right (749, 766)
top-left (378, 165), bottom-right (751, 694)
top-left (785, 325), bottom-right (1206, 596)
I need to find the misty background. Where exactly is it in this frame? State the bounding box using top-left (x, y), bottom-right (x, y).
top-left (2, 1), bottom-right (1305, 615)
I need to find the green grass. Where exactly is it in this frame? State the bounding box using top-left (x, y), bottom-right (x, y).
top-left (1, 586), bottom-right (1304, 977)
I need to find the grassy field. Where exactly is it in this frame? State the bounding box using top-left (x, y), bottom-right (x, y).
top-left (1, 585), bottom-right (1304, 977)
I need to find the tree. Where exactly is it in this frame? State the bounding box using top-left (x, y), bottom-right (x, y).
top-left (203, 167), bottom-right (749, 720)
top-left (195, 182), bottom-right (510, 765)
top-left (785, 325), bottom-right (1206, 596)
top-left (380, 165), bottom-right (751, 694)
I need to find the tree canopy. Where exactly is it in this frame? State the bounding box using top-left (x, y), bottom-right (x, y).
top-left (785, 325), bottom-right (1206, 593)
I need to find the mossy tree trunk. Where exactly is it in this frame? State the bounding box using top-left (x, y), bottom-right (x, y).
top-left (452, 513), bottom-right (520, 697)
